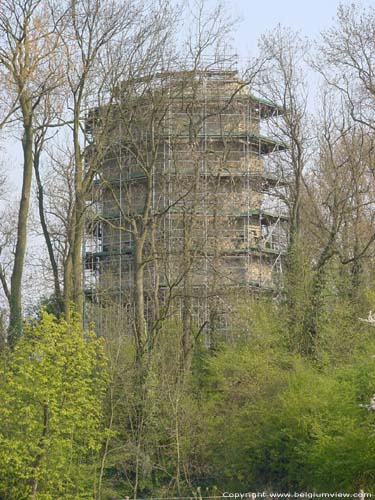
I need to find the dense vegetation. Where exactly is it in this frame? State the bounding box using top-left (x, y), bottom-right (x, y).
top-left (94, 274), bottom-right (375, 497)
top-left (0, 312), bottom-right (107, 499)
top-left (3, 274), bottom-right (375, 498)
top-left (2, 0), bottom-right (375, 498)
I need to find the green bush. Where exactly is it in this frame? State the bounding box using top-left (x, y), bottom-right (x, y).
top-left (0, 311), bottom-right (107, 500)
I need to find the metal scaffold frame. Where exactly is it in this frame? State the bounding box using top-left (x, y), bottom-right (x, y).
top-left (83, 63), bottom-right (289, 334)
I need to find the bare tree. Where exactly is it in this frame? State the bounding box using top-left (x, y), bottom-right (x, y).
top-left (0, 0), bottom-right (62, 344)
top-left (300, 90), bottom-right (375, 354)
top-left (256, 26), bottom-right (310, 297)
top-left (31, 90), bottom-right (70, 314)
top-left (317, 3), bottom-right (375, 292)
top-left (319, 4), bottom-right (375, 132)
top-left (46, 0), bottom-right (145, 319)
top-left (258, 27), bottom-right (310, 247)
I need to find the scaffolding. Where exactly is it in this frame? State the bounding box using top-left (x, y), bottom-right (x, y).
top-left (83, 66), bottom-right (288, 335)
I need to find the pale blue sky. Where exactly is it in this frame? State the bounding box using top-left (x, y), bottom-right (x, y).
top-left (231, 0), bottom-right (373, 59)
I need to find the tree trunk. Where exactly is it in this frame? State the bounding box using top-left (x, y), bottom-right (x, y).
top-left (9, 118), bottom-right (33, 346)
top-left (34, 148), bottom-right (63, 313)
top-left (134, 239), bottom-right (146, 364)
top-left (63, 252), bottom-right (73, 321)
top-left (71, 108), bottom-right (84, 319)
top-left (181, 212), bottom-right (193, 371)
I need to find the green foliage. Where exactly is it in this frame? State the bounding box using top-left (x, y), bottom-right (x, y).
top-left (194, 300), bottom-right (295, 491)
top-left (194, 297), bottom-right (375, 493)
top-left (0, 311), bottom-right (107, 500)
top-left (15, 293), bottom-right (374, 498)
top-left (98, 294), bottom-right (375, 496)
top-left (100, 322), bottom-right (203, 498)
top-left (250, 354), bottom-right (375, 492)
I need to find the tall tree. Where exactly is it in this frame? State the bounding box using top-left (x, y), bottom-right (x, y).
top-left (0, 0), bottom-right (61, 344)
top-left (301, 92), bottom-right (375, 353)
top-left (256, 26), bottom-right (311, 350)
top-left (52, 0), bottom-right (136, 318)
top-left (320, 4), bottom-right (375, 133)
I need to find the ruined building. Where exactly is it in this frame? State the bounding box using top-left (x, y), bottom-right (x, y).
top-left (84, 67), bottom-right (288, 335)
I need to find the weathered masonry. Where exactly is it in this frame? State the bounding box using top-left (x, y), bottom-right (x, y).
top-left (84, 67), bottom-right (288, 335)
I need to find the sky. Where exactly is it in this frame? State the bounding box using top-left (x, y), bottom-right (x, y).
top-left (231, 0), bottom-right (372, 59)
